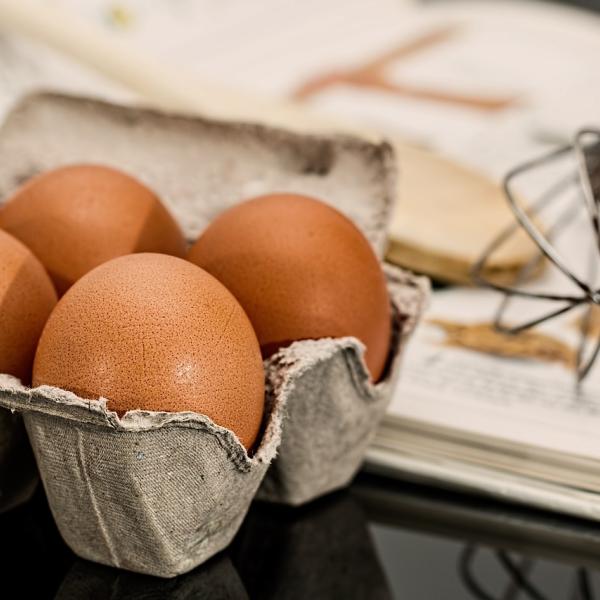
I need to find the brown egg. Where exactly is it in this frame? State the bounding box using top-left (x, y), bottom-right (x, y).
top-left (0, 230), bottom-right (58, 383)
top-left (187, 194), bottom-right (391, 381)
top-left (0, 164), bottom-right (186, 295)
top-left (33, 253), bottom-right (265, 450)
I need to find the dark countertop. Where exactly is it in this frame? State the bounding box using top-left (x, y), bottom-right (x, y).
top-left (3, 471), bottom-right (600, 599)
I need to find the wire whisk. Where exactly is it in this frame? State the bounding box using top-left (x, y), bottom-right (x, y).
top-left (472, 129), bottom-right (600, 382)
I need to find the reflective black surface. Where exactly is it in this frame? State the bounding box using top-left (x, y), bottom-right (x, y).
top-left (357, 473), bottom-right (600, 599)
top-left (3, 472), bottom-right (600, 599)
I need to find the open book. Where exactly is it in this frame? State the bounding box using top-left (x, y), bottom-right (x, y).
top-left (368, 286), bottom-right (600, 521)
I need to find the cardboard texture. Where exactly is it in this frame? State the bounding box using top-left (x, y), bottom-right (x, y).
top-left (0, 92), bottom-right (427, 575)
top-left (258, 266), bottom-right (428, 505)
top-left (0, 93), bottom-right (395, 256)
top-left (0, 374), bottom-right (283, 578)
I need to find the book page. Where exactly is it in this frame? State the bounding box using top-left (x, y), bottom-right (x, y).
top-left (0, 29), bottom-right (128, 122)
top-left (389, 284), bottom-right (600, 462)
top-left (52, 0), bottom-right (600, 179)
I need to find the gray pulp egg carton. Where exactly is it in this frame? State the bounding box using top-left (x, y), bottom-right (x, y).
top-left (0, 92), bottom-right (428, 576)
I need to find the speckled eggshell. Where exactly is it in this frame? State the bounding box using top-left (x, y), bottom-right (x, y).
top-left (32, 253), bottom-right (265, 450)
top-left (187, 194), bottom-right (392, 382)
top-left (0, 164), bottom-right (187, 295)
top-left (0, 229), bottom-right (58, 383)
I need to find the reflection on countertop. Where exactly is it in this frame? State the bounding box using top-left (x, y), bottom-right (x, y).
top-left (2, 472), bottom-right (600, 599)
top-left (55, 555), bottom-right (249, 600)
top-left (357, 472), bottom-right (600, 599)
top-left (231, 491), bottom-right (391, 600)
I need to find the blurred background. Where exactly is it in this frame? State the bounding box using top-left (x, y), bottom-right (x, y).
top-left (3, 0), bottom-right (599, 285)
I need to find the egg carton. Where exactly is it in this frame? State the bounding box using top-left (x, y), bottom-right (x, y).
top-left (0, 269), bottom-right (425, 577)
top-left (0, 92), bottom-right (428, 576)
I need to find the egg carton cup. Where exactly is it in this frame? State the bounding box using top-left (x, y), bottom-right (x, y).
top-left (258, 265), bottom-right (429, 506)
top-left (0, 375), bottom-right (285, 578)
